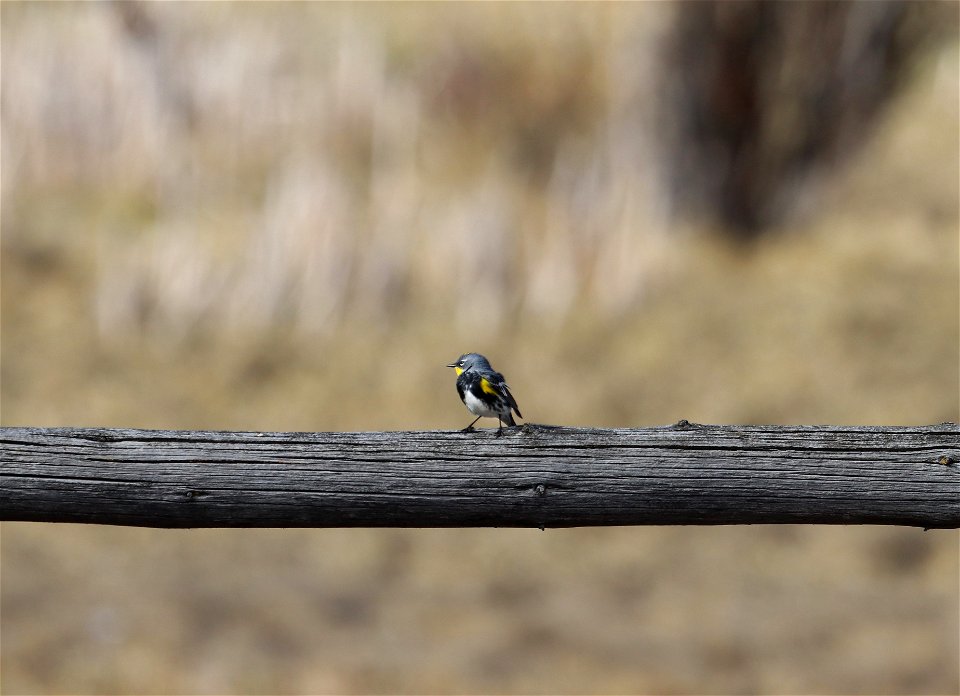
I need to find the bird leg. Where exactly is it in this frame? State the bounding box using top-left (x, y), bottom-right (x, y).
top-left (462, 416), bottom-right (482, 433)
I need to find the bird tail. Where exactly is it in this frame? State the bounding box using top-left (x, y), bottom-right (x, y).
top-left (503, 412), bottom-right (517, 427)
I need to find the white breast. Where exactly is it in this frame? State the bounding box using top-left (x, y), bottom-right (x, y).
top-left (463, 390), bottom-right (499, 418)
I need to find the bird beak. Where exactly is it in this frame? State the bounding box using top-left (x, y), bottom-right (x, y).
top-left (446, 362), bottom-right (457, 368)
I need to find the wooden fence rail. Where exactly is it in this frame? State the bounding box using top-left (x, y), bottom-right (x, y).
top-left (1, 424), bottom-right (958, 529)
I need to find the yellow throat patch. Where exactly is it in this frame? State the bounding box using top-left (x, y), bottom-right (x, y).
top-left (454, 367), bottom-right (464, 376)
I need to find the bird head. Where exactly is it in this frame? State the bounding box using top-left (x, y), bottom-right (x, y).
top-left (446, 353), bottom-right (491, 376)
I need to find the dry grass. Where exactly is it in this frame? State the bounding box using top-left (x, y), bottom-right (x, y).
top-left (2, 2), bottom-right (672, 339)
top-left (1, 3), bottom-right (958, 695)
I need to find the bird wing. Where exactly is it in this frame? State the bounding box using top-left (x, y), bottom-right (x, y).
top-left (484, 371), bottom-right (522, 419)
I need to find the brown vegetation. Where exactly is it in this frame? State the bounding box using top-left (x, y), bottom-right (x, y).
top-left (2, 3), bottom-right (957, 694)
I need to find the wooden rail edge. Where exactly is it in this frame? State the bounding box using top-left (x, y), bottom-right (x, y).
top-left (1, 423), bottom-right (957, 529)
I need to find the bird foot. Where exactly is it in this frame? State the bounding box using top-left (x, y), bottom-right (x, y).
top-left (461, 426), bottom-right (476, 433)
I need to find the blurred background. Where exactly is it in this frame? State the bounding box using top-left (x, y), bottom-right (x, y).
top-left (2, 2), bottom-right (958, 694)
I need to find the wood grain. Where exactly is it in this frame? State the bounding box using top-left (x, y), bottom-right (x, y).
top-left (2, 423), bottom-right (957, 529)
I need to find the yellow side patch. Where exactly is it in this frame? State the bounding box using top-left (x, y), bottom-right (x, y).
top-left (479, 377), bottom-right (498, 395)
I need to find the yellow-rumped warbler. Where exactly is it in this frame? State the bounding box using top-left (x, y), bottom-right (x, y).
top-left (447, 353), bottom-right (523, 435)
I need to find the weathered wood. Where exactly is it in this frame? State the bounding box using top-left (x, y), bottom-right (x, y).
top-left (1, 424), bottom-right (957, 529)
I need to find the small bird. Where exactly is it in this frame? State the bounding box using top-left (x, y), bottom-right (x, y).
top-left (447, 353), bottom-right (523, 435)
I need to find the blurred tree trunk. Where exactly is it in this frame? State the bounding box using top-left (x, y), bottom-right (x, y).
top-left (659, 1), bottom-right (956, 239)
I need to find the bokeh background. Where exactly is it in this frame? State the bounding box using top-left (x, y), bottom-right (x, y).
top-left (2, 2), bottom-right (958, 694)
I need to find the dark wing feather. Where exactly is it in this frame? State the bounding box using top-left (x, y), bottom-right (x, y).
top-left (490, 371), bottom-right (522, 419)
